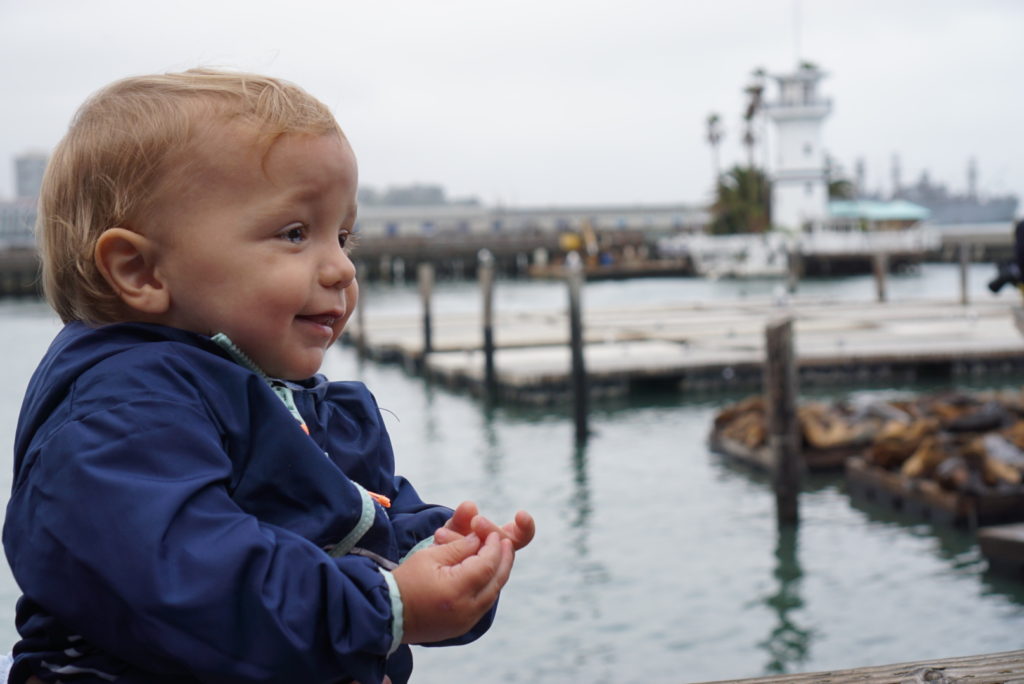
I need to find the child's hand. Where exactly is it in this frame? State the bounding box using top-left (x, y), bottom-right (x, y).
top-left (436, 501), bottom-right (535, 551)
top-left (392, 531), bottom-right (513, 645)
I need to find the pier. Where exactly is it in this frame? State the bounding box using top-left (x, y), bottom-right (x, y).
top-left (348, 295), bottom-right (1024, 403)
top-left (0, 248), bottom-right (40, 298)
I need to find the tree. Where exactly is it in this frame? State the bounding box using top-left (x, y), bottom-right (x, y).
top-left (711, 165), bottom-right (772, 234)
top-left (706, 113), bottom-right (724, 186)
top-left (742, 68), bottom-right (766, 170)
top-left (828, 179), bottom-right (854, 200)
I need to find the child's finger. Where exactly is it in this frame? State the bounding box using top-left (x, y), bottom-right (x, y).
top-left (444, 501), bottom-right (478, 534)
top-left (432, 526), bottom-right (461, 544)
top-left (506, 510), bottom-right (536, 549)
top-left (456, 533), bottom-right (513, 601)
top-left (469, 514), bottom-right (501, 540)
top-left (429, 532), bottom-right (482, 567)
top-left (470, 536), bottom-right (514, 604)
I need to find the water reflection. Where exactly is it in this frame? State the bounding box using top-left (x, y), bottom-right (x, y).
top-left (759, 525), bottom-right (814, 674)
top-left (418, 368), bottom-right (442, 448)
top-left (845, 489), bottom-right (979, 563)
top-left (847, 487), bottom-right (1024, 607)
top-left (478, 402), bottom-right (502, 480)
top-left (981, 566), bottom-right (1024, 608)
top-left (569, 442), bottom-right (593, 558)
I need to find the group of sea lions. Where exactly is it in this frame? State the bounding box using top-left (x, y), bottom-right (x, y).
top-left (711, 390), bottom-right (1024, 494)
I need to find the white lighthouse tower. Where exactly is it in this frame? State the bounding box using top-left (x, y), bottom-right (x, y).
top-left (764, 63), bottom-right (832, 233)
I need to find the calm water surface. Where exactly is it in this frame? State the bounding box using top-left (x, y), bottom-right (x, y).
top-left (2, 264), bottom-right (1024, 683)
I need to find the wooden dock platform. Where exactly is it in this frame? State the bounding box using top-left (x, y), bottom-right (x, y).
top-left (980, 523), bottom-right (1024, 576)
top-left (694, 648), bottom-right (1024, 683)
top-left (347, 296), bottom-right (1024, 401)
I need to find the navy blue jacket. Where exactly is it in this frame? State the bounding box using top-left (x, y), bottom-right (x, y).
top-left (3, 322), bottom-right (492, 683)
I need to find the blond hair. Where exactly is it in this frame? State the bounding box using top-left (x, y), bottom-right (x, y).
top-left (39, 68), bottom-right (343, 323)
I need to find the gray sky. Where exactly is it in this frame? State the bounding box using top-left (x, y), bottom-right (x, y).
top-left (1, 0), bottom-right (1022, 210)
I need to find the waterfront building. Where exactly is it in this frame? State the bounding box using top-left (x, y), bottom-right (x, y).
top-left (353, 202), bottom-right (709, 238)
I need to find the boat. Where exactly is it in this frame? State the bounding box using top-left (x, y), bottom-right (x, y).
top-left (657, 200), bottom-right (940, 279)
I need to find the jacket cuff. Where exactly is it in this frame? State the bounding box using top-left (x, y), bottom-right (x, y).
top-left (399, 535), bottom-right (435, 564)
top-left (380, 568), bottom-right (404, 655)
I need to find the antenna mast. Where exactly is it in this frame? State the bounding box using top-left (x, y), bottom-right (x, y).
top-left (794, 0), bottom-right (802, 63)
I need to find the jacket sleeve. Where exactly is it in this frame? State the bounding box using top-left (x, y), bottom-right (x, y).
top-left (5, 392), bottom-right (397, 684)
top-left (386, 474), bottom-right (451, 560)
top-left (321, 380), bottom-right (498, 648)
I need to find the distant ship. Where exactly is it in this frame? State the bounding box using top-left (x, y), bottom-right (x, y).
top-left (869, 157), bottom-right (1019, 225)
top-left (891, 171), bottom-right (1018, 224)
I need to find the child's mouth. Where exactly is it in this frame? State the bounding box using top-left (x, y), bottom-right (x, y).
top-left (297, 314), bottom-right (339, 334)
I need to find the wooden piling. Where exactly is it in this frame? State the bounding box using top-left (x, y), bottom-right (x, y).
top-left (764, 317), bottom-right (800, 525)
top-left (418, 262), bottom-right (434, 357)
top-left (959, 241), bottom-right (970, 305)
top-left (566, 252), bottom-right (589, 443)
top-left (872, 252), bottom-right (888, 303)
top-left (478, 249), bottom-right (497, 399)
top-left (354, 286), bottom-right (367, 359)
top-left (786, 245), bottom-right (801, 294)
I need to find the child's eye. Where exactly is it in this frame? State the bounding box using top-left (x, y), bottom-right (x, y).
top-left (279, 223), bottom-right (308, 244)
top-left (339, 230), bottom-right (358, 251)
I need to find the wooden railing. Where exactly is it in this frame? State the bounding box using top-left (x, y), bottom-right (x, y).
top-left (695, 649), bottom-right (1024, 683)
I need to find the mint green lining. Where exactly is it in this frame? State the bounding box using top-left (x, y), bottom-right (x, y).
top-left (270, 385), bottom-right (306, 427)
top-left (328, 483), bottom-right (376, 558)
top-left (380, 569), bottom-right (404, 654)
top-left (210, 333), bottom-right (266, 378)
top-left (399, 536), bottom-right (435, 565)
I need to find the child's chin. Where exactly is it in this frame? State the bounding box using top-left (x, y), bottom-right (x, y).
top-left (271, 356), bottom-right (324, 381)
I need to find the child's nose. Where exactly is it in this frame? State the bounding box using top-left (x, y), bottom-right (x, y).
top-left (320, 242), bottom-right (356, 289)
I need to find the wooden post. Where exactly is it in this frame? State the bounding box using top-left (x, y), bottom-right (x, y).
top-left (959, 241), bottom-right (970, 305)
top-left (418, 262), bottom-right (434, 358)
top-left (354, 283), bottom-right (367, 359)
top-left (566, 251), bottom-right (589, 444)
top-left (872, 252), bottom-right (888, 303)
top-left (478, 249), bottom-right (497, 399)
top-left (786, 244), bottom-right (801, 294)
top-left (764, 317), bottom-right (800, 526)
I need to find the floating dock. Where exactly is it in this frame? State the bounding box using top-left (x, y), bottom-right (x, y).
top-left (845, 456), bottom-right (1024, 528)
top-left (347, 296), bottom-right (1024, 402)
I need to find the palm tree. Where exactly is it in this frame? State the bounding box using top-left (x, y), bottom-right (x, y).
top-left (742, 69), bottom-right (766, 170)
top-left (706, 113), bottom-right (724, 185)
top-left (711, 165), bottom-right (772, 234)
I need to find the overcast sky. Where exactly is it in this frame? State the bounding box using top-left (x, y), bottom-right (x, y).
top-left (1, 0), bottom-right (1021, 210)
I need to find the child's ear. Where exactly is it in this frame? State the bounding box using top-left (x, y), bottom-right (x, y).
top-left (94, 228), bottom-right (170, 315)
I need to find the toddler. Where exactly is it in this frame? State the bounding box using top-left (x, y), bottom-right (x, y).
top-left (2, 68), bottom-right (534, 684)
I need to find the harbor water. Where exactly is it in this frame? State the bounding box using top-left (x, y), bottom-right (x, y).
top-left (2, 263), bottom-right (1024, 683)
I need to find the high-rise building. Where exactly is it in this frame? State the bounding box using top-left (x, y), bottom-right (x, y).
top-left (15, 151), bottom-right (48, 199)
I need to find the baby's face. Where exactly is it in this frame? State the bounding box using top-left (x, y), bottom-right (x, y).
top-left (150, 127), bottom-right (359, 379)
